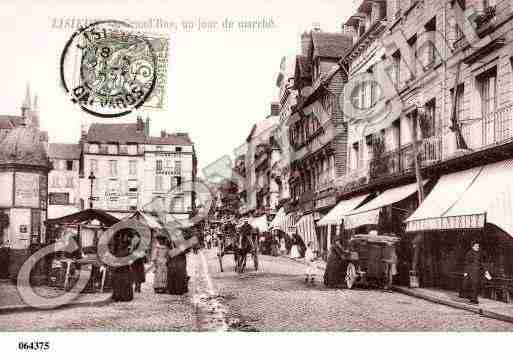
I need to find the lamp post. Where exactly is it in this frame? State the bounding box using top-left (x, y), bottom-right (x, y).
top-left (88, 171), bottom-right (96, 209)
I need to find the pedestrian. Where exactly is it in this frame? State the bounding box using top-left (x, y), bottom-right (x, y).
top-left (130, 236), bottom-right (146, 294)
top-left (167, 229), bottom-right (190, 295)
top-left (323, 240), bottom-right (346, 288)
top-left (382, 243), bottom-right (398, 291)
top-left (460, 241), bottom-right (492, 304)
top-left (111, 230), bottom-right (134, 302)
top-left (279, 236), bottom-right (286, 255)
top-left (290, 235), bottom-right (301, 259)
top-left (304, 241), bottom-right (315, 284)
top-left (151, 235), bottom-right (169, 294)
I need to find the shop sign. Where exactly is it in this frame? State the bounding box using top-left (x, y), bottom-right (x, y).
top-left (15, 173), bottom-right (39, 208)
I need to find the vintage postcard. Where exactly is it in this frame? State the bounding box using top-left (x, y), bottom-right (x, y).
top-left (0, 0), bottom-right (512, 357)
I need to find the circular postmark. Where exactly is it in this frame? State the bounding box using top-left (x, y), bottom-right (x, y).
top-left (60, 20), bottom-right (157, 118)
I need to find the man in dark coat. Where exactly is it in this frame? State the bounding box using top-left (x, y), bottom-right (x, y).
top-left (324, 241), bottom-right (347, 288)
top-left (460, 242), bottom-right (491, 304)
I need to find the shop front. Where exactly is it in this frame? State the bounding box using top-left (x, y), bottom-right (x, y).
top-left (405, 159), bottom-right (513, 300)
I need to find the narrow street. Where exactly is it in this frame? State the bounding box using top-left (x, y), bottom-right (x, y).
top-left (1, 249), bottom-right (513, 331)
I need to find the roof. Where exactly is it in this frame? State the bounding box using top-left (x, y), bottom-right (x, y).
top-left (311, 32), bottom-right (353, 59)
top-left (246, 116), bottom-right (279, 143)
top-left (45, 208), bottom-right (120, 227)
top-left (86, 123), bottom-right (146, 144)
top-left (295, 55), bottom-right (312, 80)
top-left (0, 127), bottom-right (49, 167)
top-left (148, 134), bottom-right (193, 146)
top-left (48, 143), bottom-right (81, 160)
top-left (0, 115), bottom-right (24, 129)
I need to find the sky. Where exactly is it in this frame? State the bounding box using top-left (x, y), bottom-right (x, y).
top-left (0, 0), bottom-right (355, 173)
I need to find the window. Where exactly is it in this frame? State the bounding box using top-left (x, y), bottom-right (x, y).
top-left (109, 160), bottom-right (118, 177)
top-left (478, 67), bottom-right (497, 117)
top-left (108, 144), bottom-right (118, 155)
top-left (128, 144), bottom-right (138, 155)
top-left (175, 147), bottom-right (182, 153)
top-left (128, 179), bottom-right (138, 192)
top-left (391, 51), bottom-right (401, 87)
top-left (66, 160), bottom-right (74, 171)
top-left (156, 145), bottom-right (164, 152)
top-left (49, 193), bottom-right (69, 205)
top-left (407, 35), bottom-right (417, 78)
top-left (65, 177), bottom-right (74, 188)
top-left (129, 160), bottom-right (137, 176)
top-left (423, 17), bottom-right (437, 68)
top-left (156, 159), bottom-right (163, 172)
top-left (51, 175), bottom-right (60, 188)
top-left (89, 144), bottom-right (99, 153)
top-left (174, 161), bottom-right (182, 175)
top-left (155, 175), bottom-right (163, 191)
top-left (351, 142), bottom-right (361, 170)
top-left (173, 176), bottom-right (182, 191)
top-left (422, 99), bottom-right (436, 138)
top-left (90, 159), bottom-right (98, 174)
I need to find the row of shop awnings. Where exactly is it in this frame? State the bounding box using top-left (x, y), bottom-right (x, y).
top-left (315, 158), bottom-right (513, 237)
top-left (317, 181), bottom-right (426, 229)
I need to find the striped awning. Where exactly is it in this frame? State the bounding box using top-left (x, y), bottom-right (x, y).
top-left (406, 159), bottom-right (513, 236)
top-left (317, 194), bottom-right (370, 227)
top-left (345, 181), bottom-right (426, 229)
top-left (269, 208), bottom-right (286, 229)
top-left (296, 214), bottom-right (318, 251)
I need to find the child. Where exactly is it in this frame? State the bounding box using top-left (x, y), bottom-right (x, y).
top-left (304, 242), bottom-right (315, 284)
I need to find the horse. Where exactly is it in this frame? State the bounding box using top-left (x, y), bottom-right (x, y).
top-left (234, 223), bottom-right (256, 273)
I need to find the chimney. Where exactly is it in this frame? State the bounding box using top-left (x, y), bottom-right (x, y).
top-left (270, 102), bottom-right (280, 116)
top-left (31, 94), bottom-right (40, 129)
top-left (160, 130), bottom-right (167, 138)
top-left (136, 116), bottom-right (144, 132)
top-left (21, 83), bottom-right (31, 122)
top-left (145, 116), bottom-right (150, 136)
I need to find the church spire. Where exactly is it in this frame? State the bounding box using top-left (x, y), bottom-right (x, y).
top-left (33, 93), bottom-right (38, 111)
top-left (21, 83), bottom-right (31, 120)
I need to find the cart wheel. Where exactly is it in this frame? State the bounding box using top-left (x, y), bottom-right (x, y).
top-left (218, 254), bottom-right (223, 272)
top-left (346, 263), bottom-right (357, 289)
top-left (253, 253), bottom-right (259, 271)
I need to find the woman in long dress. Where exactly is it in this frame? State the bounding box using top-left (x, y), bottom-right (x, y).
top-left (290, 235), bottom-right (301, 259)
top-left (151, 235), bottom-right (169, 294)
top-left (167, 229), bottom-right (190, 295)
top-left (111, 231), bottom-right (134, 302)
top-left (324, 240), bottom-right (347, 288)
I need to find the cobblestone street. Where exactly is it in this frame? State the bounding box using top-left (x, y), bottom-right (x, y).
top-left (1, 249), bottom-right (513, 331)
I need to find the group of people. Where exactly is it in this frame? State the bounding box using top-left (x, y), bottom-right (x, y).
top-left (109, 229), bottom-right (189, 302)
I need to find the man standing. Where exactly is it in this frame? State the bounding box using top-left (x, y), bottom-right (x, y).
top-left (460, 241), bottom-right (492, 304)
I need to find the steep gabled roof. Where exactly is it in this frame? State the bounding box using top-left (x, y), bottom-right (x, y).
top-left (148, 134), bottom-right (193, 146)
top-left (311, 32), bottom-right (353, 59)
top-left (48, 143), bottom-right (81, 160)
top-left (86, 123), bottom-right (146, 144)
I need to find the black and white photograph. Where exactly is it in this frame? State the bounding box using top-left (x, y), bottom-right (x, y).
top-left (1, 0), bottom-right (513, 357)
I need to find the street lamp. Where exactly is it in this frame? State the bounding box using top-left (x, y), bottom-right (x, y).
top-left (88, 171), bottom-right (96, 209)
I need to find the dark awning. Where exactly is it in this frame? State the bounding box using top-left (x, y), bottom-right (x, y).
top-left (45, 209), bottom-right (120, 227)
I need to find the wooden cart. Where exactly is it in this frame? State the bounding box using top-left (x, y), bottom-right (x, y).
top-left (217, 222), bottom-right (259, 273)
top-left (344, 234), bottom-right (400, 289)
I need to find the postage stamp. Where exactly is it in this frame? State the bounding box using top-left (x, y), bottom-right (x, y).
top-left (60, 20), bottom-right (169, 118)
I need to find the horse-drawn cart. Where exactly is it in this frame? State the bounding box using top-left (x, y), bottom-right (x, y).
top-left (344, 234), bottom-right (400, 289)
top-left (216, 222), bottom-right (259, 273)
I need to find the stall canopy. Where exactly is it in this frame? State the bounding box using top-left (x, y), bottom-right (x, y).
top-left (269, 208), bottom-right (286, 229)
top-left (345, 181), bottom-right (426, 229)
top-left (249, 215), bottom-right (268, 232)
top-left (296, 214), bottom-right (318, 250)
top-left (45, 208), bottom-right (120, 227)
top-left (317, 194), bottom-right (370, 227)
top-left (405, 159), bottom-right (513, 236)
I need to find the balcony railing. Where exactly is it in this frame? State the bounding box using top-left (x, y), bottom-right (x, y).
top-left (460, 106), bottom-right (513, 151)
top-left (369, 136), bottom-right (443, 179)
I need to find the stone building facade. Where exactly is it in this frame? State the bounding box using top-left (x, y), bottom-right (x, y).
top-left (47, 143), bottom-right (82, 219)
